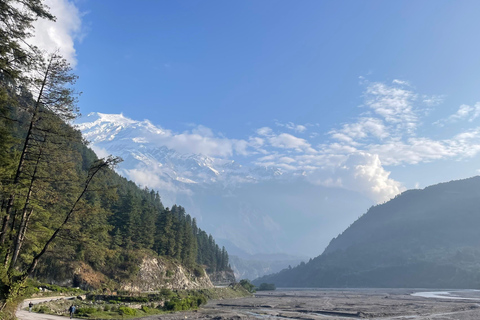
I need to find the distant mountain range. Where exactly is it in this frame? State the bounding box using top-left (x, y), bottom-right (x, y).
top-left (254, 176), bottom-right (480, 288)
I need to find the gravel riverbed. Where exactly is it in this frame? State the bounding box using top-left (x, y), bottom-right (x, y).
top-left (140, 289), bottom-right (480, 320)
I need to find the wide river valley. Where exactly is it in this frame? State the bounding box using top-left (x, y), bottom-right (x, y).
top-left (142, 288), bottom-right (480, 320)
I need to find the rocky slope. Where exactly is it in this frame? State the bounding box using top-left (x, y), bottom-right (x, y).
top-left (38, 254), bottom-right (214, 291)
top-left (121, 256), bottom-right (213, 291)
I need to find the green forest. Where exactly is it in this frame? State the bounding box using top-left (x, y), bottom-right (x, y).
top-left (0, 0), bottom-right (231, 315)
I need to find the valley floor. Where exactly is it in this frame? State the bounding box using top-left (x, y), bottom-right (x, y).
top-left (140, 288), bottom-right (480, 320)
top-left (18, 289), bottom-right (480, 319)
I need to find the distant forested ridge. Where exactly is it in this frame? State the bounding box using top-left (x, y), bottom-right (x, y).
top-left (0, 2), bottom-right (231, 307)
top-left (255, 177), bottom-right (480, 288)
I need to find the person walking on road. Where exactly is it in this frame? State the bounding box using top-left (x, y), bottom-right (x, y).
top-left (68, 305), bottom-right (76, 319)
top-left (28, 301), bottom-right (33, 312)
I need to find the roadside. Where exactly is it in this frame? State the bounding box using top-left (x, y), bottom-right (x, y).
top-left (16, 296), bottom-right (76, 320)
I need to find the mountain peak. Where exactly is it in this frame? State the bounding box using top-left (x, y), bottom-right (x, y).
top-left (76, 112), bottom-right (285, 202)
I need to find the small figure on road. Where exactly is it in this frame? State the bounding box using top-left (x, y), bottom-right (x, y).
top-left (28, 301), bottom-right (33, 312)
top-left (68, 305), bottom-right (76, 319)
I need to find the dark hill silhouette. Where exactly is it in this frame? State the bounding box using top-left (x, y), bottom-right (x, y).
top-left (254, 176), bottom-right (480, 288)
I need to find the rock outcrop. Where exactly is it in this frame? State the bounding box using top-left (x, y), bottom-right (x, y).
top-left (121, 256), bottom-right (213, 291)
top-left (36, 255), bottom-right (213, 291)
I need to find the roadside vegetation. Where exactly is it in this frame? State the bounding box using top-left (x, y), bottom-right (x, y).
top-left (28, 284), bottom-right (251, 319)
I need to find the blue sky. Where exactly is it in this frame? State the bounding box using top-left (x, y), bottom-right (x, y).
top-left (71, 0), bottom-right (480, 133)
top-left (31, 0), bottom-right (480, 200)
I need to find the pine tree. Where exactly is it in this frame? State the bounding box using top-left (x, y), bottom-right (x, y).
top-left (0, 52), bottom-right (80, 245)
top-left (0, 0), bottom-right (54, 81)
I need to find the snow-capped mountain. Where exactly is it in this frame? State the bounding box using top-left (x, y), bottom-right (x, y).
top-left (77, 112), bottom-right (283, 204)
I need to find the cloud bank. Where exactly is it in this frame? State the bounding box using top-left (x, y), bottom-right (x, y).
top-left (81, 79), bottom-right (480, 204)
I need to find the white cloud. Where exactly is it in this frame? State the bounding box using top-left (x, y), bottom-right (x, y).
top-left (330, 117), bottom-right (389, 143)
top-left (279, 157), bottom-right (296, 164)
top-left (294, 125), bottom-right (307, 132)
top-left (434, 103), bottom-right (480, 126)
top-left (169, 133), bottom-right (229, 156)
top-left (269, 133), bottom-right (311, 150)
top-left (191, 125), bottom-right (215, 137)
top-left (320, 80), bottom-right (480, 167)
top-left (365, 128), bottom-right (480, 165)
top-left (90, 145), bottom-right (110, 159)
top-left (447, 104), bottom-right (474, 121)
top-left (392, 79), bottom-right (410, 86)
top-left (234, 140), bottom-right (249, 156)
top-left (256, 127), bottom-right (273, 136)
top-left (367, 138), bottom-right (453, 165)
top-left (249, 137), bottom-right (264, 147)
top-left (257, 154), bottom-right (277, 162)
top-left (422, 94), bottom-right (445, 107)
top-left (29, 0), bottom-right (83, 66)
top-left (307, 152), bottom-right (405, 203)
top-left (126, 168), bottom-right (179, 193)
top-left (364, 82), bottom-right (418, 134)
top-left (275, 121), bottom-right (308, 133)
top-left (247, 80), bottom-right (480, 202)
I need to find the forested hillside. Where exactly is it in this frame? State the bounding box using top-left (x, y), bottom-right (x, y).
top-left (0, 60), bottom-right (231, 283)
top-left (0, 0), bottom-right (232, 312)
top-left (255, 177), bottom-right (480, 288)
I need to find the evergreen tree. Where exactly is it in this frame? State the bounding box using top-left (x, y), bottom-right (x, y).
top-left (0, 0), bottom-right (54, 80)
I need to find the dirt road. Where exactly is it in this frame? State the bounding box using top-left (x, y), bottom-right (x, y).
top-left (16, 296), bottom-right (75, 320)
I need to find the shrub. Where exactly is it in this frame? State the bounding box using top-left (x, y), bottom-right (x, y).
top-left (163, 293), bottom-right (208, 311)
top-left (160, 288), bottom-right (174, 299)
top-left (103, 305), bottom-right (111, 312)
top-left (164, 298), bottom-right (186, 311)
top-left (118, 306), bottom-right (137, 316)
top-left (36, 306), bottom-right (50, 314)
top-left (196, 295), bottom-right (207, 306)
top-left (141, 305), bottom-right (149, 313)
top-left (239, 279), bottom-right (256, 293)
top-left (76, 307), bottom-right (98, 316)
top-left (193, 265), bottom-right (205, 277)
